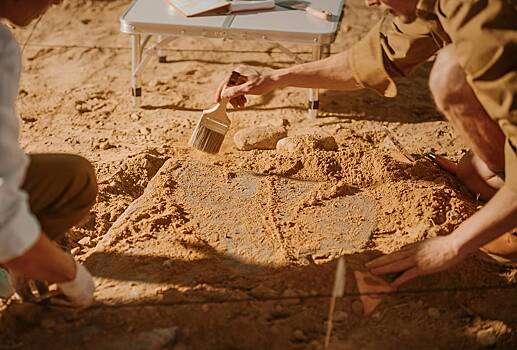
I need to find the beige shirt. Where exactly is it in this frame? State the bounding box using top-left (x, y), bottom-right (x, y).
top-left (348, 0), bottom-right (517, 190)
top-left (0, 24), bottom-right (40, 262)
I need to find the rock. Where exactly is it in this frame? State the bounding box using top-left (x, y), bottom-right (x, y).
top-left (130, 112), bottom-right (141, 121)
top-left (476, 328), bottom-right (497, 347)
top-left (233, 125), bottom-right (287, 151)
top-left (78, 237), bottom-right (91, 246)
top-left (293, 329), bottom-right (306, 342)
top-left (351, 300), bottom-right (363, 315)
top-left (70, 247), bottom-right (81, 255)
top-left (276, 134), bottom-right (338, 153)
top-left (427, 307), bottom-right (440, 319)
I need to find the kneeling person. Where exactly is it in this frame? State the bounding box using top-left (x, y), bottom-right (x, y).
top-left (0, 0), bottom-right (96, 308)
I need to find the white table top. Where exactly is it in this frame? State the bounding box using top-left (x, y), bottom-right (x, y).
top-left (121, 0), bottom-right (346, 45)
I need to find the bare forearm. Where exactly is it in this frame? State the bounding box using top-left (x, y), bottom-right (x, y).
top-left (3, 233), bottom-right (76, 283)
top-left (274, 50), bottom-right (360, 91)
top-left (452, 185), bottom-right (517, 255)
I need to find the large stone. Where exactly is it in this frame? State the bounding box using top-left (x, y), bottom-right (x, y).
top-left (233, 125), bottom-right (287, 151)
top-left (276, 134), bottom-right (338, 153)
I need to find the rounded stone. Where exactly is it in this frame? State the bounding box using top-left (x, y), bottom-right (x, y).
top-left (233, 125), bottom-right (287, 151)
top-left (276, 134), bottom-right (338, 153)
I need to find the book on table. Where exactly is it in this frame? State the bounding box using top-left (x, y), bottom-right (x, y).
top-left (166, 0), bottom-right (231, 17)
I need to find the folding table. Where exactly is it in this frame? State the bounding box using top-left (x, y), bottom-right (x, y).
top-left (120, 0), bottom-right (346, 117)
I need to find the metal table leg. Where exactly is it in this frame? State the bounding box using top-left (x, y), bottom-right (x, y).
top-left (307, 44), bottom-right (331, 118)
top-left (308, 45), bottom-right (323, 119)
top-left (157, 35), bottom-right (167, 63)
top-left (131, 34), bottom-right (142, 108)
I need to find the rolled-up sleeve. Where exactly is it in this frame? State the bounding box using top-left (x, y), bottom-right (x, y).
top-left (437, 0), bottom-right (517, 191)
top-left (0, 25), bottom-right (40, 263)
top-left (348, 16), bottom-right (442, 97)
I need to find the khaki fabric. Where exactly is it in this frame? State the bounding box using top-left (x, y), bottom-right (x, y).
top-left (22, 154), bottom-right (97, 241)
top-left (348, 0), bottom-right (517, 190)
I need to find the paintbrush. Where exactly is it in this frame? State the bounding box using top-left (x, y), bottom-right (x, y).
top-left (189, 71), bottom-right (241, 154)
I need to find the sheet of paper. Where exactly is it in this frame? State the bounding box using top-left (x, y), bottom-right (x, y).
top-left (166, 0), bottom-right (230, 17)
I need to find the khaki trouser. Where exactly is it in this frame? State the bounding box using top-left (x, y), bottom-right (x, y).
top-left (22, 154), bottom-right (98, 241)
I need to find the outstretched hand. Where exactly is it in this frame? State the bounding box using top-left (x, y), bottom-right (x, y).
top-left (430, 151), bottom-right (504, 201)
top-left (215, 65), bottom-right (280, 108)
top-left (366, 235), bottom-right (468, 287)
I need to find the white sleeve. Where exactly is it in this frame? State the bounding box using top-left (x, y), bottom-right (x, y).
top-left (0, 24), bottom-right (41, 263)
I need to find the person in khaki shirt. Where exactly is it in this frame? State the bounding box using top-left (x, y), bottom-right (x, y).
top-left (215, 0), bottom-right (517, 286)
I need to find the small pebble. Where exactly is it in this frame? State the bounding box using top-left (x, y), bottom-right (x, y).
top-left (130, 112), bottom-right (141, 121)
top-left (78, 237), bottom-right (91, 246)
top-left (476, 328), bottom-right (498, 347)
top-left (70, 247), bottom-right (81, 255)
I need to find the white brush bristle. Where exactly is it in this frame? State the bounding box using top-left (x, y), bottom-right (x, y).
top-left (189, 117), bottom-right (227, 154)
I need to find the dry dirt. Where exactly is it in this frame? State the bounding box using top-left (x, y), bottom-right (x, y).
top-left (1, 0), bottom-right (516, 349)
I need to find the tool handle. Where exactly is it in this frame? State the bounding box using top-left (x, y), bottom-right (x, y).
top-left (305, 6), bottom-right (332, 21)
top-left (215, 71), bottom-right (242, 112)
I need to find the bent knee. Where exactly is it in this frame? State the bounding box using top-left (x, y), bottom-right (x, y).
top-left (65, 155), bottom-right (98, 210)
top-left (429, 46), bottom-right (470, 112)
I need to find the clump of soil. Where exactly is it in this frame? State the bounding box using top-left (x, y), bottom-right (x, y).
top-left (67, 150), bottom-right (169, 244)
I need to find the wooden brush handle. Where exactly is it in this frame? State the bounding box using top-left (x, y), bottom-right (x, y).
top-left (217, 71), bottom-right (243, 109)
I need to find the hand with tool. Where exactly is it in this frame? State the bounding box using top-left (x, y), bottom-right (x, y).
top-left (0, 0), bottom-right (97, 309)
top-left (3, 236), bottom-right (95, 308)
top-left (216, 65), bottom-right (281, 109)
top-left (217, 0), bottom-right (517, 286)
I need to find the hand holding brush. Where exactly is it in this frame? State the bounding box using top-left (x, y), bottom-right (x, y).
top-left (189, 71), bottom-right (243, 154)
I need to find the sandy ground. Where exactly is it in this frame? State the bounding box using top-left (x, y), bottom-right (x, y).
top-left (0, 0), bottom-right (516, 349)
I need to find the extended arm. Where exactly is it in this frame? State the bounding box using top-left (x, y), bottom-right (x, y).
top-left (367, 185), bottom-right (517, 287)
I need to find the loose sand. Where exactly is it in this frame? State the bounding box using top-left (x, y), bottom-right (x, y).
top-left (0, 0), bottom-right (515, 349)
